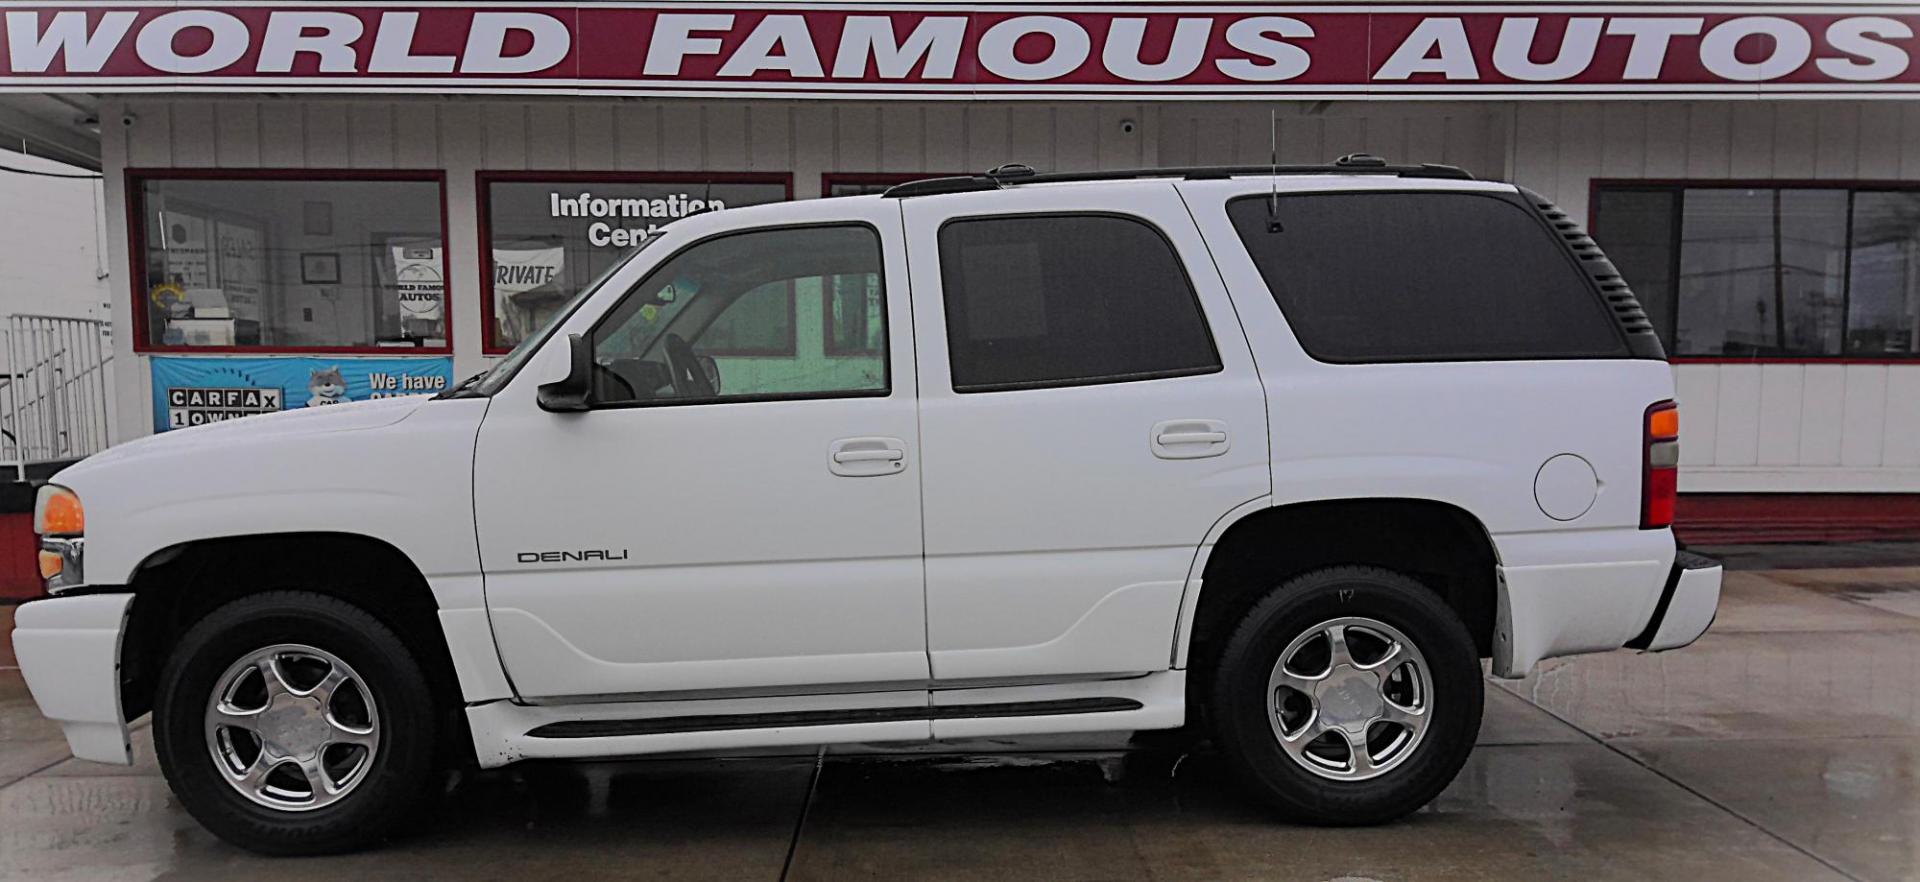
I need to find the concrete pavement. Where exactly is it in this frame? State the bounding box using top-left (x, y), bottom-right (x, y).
top-left (2, 554), bottom-right (1917, 880)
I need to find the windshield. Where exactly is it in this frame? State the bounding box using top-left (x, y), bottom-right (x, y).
top-left (453, 237), bottom-right (659, 398)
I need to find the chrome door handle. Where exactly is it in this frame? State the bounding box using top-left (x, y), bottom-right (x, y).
top-left (1151, 420), bottom-right (1230, 460)
top-left (834, 448), bottom-right (904, 464)
top-left (830, 437), bottom-right (908, 477)
top-left (1157, 431), bottom-right (1227, 445)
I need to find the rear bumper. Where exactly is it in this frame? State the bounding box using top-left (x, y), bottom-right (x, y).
top-left (1492, 540), bottom-right (1721, 678)
top-left (12, 592), bottom-right (135, 764)
top-left (1624, 551), bottom-right (1722, 652)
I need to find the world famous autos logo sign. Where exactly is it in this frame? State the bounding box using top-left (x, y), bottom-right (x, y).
top-left (391, 244), bottom-right (444, 322)
top-left (0, 4), bottom-right (1914, 99)
top-left (149, 356), bottom-right (453, 432)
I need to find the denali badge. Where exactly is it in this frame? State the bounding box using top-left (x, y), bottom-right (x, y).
top-left (516, 549), bottom-right (630, 564)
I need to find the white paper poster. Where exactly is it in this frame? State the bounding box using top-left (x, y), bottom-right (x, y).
top-left (390, 244), bottom-right (445, 322)
top-left (492, 246), bottom-right (566, 343)
top-left (214, 219), bottom-right (264, 323)
top-left (159, 210), bottom-right (212, 290)
top-left (494, 246), bottom-right (565, 298)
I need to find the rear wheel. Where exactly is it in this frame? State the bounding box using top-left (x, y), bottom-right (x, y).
top-left (153, 591), bottom-right (438, 855)
top-left (1208, 565), bottom-right (1482, 824)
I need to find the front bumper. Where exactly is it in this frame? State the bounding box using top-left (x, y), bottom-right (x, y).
top-left (12, 592), bottom-right (135, 764)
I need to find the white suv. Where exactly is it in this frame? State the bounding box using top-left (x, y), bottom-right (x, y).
top-left (15, 156), bottom-right (1721, 855)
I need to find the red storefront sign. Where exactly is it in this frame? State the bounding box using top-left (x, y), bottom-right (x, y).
top-left (0, 4), bottom-right (1914, 99)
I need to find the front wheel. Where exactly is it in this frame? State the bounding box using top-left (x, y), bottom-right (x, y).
top-left (153, 591), bottom-right (439, 855)
top-left (1208, 565), bottom-right (1483, 825)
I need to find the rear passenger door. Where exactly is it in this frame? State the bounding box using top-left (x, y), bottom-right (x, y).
top-left (902, 184), bottom-right (1271, 682)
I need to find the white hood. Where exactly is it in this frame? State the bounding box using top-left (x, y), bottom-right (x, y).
top-left (60, 394), bottom-right (431, 476)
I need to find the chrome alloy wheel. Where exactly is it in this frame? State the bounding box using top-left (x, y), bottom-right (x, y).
top-left (204, 644), bottom-right (379, 812)
top-left (1266, 617), bottom-right (1433, 781)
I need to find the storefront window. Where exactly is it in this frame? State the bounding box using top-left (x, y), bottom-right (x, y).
top-left (1592, 188), bottom-right (1677, 346)
top-left (480, 175), bottom-right (790, 352)
top-left (135, 174), bottom-right (447, 352)
top-left (1849, 192), bottom-right (1920, 356)
top-left (1594, 184), bottom-right (1919, 359)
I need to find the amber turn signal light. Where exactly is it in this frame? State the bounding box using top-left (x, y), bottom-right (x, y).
top-left (37, 549), bottom-right (63, 580)
top-left (34, 485), bottom-right (84, 536)
top-left (1648, 406), bottom-right (1679, 440)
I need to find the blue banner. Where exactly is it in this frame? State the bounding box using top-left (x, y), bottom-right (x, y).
top-left (149, 356), bottom-right (454, 433)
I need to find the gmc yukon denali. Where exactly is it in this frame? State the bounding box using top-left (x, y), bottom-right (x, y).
top-left (14, 157), bottom-right (1722, 855)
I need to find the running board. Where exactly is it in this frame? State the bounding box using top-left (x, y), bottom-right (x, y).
top-left (527, 697), bottom-right (1142, 739)
top-left (465, 670), bottom-right (1187, 767)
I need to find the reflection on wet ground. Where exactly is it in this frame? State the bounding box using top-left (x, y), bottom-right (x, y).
top-left (4, 554), bottom-right (1920, 880)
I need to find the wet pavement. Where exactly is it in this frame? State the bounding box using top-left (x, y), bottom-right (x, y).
top-left (3, 553), bottom-right (1918, 880)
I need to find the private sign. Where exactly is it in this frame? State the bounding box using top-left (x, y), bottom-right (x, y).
top-left (0, 4), bottom-right (1914, 99)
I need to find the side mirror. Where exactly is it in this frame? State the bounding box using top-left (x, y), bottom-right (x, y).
top-left (537, 334), bottom-right (591, 412)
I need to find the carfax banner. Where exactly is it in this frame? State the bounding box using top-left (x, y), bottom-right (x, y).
top-left (149, 356), bottom-right (453, 433)
top-left (0, 3), bottom-right (1914, 100)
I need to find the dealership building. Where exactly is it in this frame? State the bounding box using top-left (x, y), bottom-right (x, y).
top-left (0, 1), bottom-right (1918, 543)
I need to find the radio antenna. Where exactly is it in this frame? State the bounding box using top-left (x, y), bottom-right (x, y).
top-left (1266, 108), bottom-right (1283, 233)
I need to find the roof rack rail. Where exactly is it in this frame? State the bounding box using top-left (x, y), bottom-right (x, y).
top-left (881, 154), bottom-right (1473, 198)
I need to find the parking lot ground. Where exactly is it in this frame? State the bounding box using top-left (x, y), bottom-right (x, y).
top-left (2, 547), bottom-right (1917, 881)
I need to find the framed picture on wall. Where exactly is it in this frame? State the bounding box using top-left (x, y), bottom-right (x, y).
top-left (300, 252), bottom-right (341, 284)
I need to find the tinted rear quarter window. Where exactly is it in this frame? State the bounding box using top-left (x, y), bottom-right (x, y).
top-left (938, 214), bottom-right (1220, 391)
top-left (1226, 192), bottom-right (1629, 362)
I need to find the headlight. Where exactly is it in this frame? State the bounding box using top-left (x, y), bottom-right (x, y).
top-left (33, 485), bottom-right (84, 593)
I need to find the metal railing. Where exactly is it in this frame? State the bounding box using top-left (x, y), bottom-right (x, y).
top-left (0, 315), bottom-right (113, 481)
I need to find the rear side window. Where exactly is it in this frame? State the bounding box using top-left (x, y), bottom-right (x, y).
top-left (938, 214), bottom-right (1220, 392)
top-left (1226, 192), bottom-right (1629, 362)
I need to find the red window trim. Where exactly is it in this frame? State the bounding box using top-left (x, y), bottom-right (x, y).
top-left (477, 170), bottom-right (794, 355)
top-left (128, 167), bottom-right (453, 356)
top-left (1588, 177), bottom-right (1920, 366)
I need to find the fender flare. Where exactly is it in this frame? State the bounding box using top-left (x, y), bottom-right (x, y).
top-left (121, 531), bottom-right (512, 706)
top-left (1170, 495), bottom-right (1504, 669)
top-left (1170, 495), bottom-right (1272, 669)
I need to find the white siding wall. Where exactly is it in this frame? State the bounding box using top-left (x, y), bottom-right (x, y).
top-left (1155, 102), bottom-right (1511, 178)
top-left (1509, 102), bottom-right (1920, 493)
top-left (0, 149), bottom-right (109, 370)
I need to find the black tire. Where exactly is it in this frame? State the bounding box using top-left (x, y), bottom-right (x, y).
top-left (153, 591), bottom-right (439, 855)
top-left (1208, 565), bottom-right (1482, 825)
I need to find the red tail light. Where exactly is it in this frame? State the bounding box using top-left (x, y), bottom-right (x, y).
top-left (1642, 400), bottom-right (1679, 529)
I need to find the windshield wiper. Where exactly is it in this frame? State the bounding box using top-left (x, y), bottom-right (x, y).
top-left (435, 371), bottom-right (489, 400)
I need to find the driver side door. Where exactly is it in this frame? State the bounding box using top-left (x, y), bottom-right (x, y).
top-left (474, 210), bottom-right (927, 701)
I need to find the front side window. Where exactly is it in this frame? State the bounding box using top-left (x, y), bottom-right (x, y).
top-left (1594, 185), bottom-right (1920, 358)
top-left (136, 175), bottom-right (446, 351)
top-left (481, 176), bottom-right (790, 353)
top-left (937, 214), bottom-right (1220, 392)
top-left (587, 225), bottom-right (886, 406)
